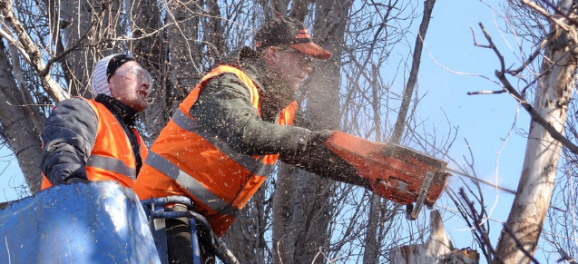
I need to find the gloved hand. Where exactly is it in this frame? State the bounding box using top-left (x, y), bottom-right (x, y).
top-left (63, 171), bottom-right (91, 185)
top-left (64, 177), bottom-right (91, 185)
top-left (323, 131), bottom-right (449, 206)
top-left (279, 130), bottom-right (372, 188)
top-left (306, 130), bottom-right (333, 148)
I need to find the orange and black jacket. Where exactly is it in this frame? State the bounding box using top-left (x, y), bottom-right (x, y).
top-left (135, 47), bottom-right (368, 235)
top-left (135, 47), bottom-right (319, 235)
top-left (40, 94), bottom-right (148, 189)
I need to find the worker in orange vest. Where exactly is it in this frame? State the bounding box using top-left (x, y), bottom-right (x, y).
top-left (134, 17), bottom-right (372, 264)
top-left (40, 53), bottom-right (151, 190)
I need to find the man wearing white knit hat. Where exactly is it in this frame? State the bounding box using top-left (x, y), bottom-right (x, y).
top-left (40, 53), bottom-right (152, 190)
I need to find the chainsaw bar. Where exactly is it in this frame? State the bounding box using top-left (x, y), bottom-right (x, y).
top-left (444, 167), bottom-right (516, 194)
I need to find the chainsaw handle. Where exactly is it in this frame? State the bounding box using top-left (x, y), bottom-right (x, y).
top-left (406, 171), bottom-right (434, 220)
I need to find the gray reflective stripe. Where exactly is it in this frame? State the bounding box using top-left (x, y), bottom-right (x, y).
top-left (86, 155), bottom-right (136, 179)
top-left (146, 151), bottom-right (239, 217)
top-left (171, 110), bottom-right (274, 176)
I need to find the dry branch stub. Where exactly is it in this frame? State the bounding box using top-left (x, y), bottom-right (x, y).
top-left (389, 210), bottom-right (480, 264)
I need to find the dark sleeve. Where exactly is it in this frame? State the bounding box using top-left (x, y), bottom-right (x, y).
top-left (190, 74), bottom-right (311, 156)
top-left (279, 131), bottom-right (372, 188)
top-left (191, 74), bottom-right (371, 188)
top-left (40, 98), bottom-right (98, 185)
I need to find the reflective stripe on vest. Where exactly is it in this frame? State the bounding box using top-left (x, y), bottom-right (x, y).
top-left (87, 155), bottom-right (137, 180)
top-left (41, 98), bottom-right (148, 190)
top-left (145, 151), bottom-right (239, 217)
top-left (171, 109), bottom-right (275, 177)
top-left (139, 65), bottom-right (296, 221)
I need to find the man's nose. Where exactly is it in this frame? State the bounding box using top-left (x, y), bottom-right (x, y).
top-left (302, 63), bottom-right (313, 73)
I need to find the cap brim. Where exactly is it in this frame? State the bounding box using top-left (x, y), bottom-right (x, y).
top-left (290, 42), bottom-right (332, 59)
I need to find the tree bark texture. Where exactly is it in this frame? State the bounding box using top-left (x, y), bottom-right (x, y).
top-left (128, 0), bottom-right (169, 139)
top-left (222, 186), bottom-right (269, 264)
top-left (59, 0), bottom-right (123, 97)
top-left (493, 13), bottom-right (578, 264)
top-left (167, 0), bottom-right (203, 113)
top-left (271, 1), bottom-right (354, 263)
top-left (0, 41), bottom-right (45, 193)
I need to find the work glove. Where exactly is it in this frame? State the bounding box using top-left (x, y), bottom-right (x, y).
top-left (63, 169), bottom-right (91, 185)
top-left (64, 177), bottom-right (91, 186)
top-left (280, 130), bottom-right (372, 188)
top-left (323, 131), bottom-right (449, 206)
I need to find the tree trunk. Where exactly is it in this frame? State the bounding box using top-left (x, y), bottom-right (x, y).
top-left (271, 165), bottom-right (298, 264)
top-left (363, 195), bottom-right (383, 264)
top-left (203, 0), bottom-right (226, 64)
top-left (59, 0), bottom-right (123, 97)
top-left (166, 0), bottom-right (203, 114)
top-left (222, 184), bottom-right (270, 264)
top-left (363, 57), bottom-right (386, 264)
top-left (273, 1), bottom-right (354, 263)
top-left (127, 0), bottom-right (169, 138)
top-left (0, 41), bottom-right (45, 194)
top-left (59, 0), bottom-right (95, 97)
top-left (493, 12), bottom-right (578, 264)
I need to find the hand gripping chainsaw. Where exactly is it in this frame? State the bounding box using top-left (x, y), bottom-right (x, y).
top-left (324, 131), bottom-right (450, 220)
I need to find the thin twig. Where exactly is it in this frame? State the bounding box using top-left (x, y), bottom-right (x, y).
top-left (459, 188), bottom-right (504, 264)
top-left (538, 0), bottom-right (578, 29)
top-left (521, 0), bottom-right (570, 31)
top-left (467, 90), bottom-right (506, 95)
top-left (509, 39), bottom-right (548, 75)
top-left (475, 22), bottom-right (578, 155)
top-left (557, 247), bottom-right (577, 263)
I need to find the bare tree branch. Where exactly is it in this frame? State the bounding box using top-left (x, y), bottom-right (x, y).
top-left (459, 188), bottom-right (503, 264)
top-left (0, 0), bottom-right (68, 102)
top-left (474, 22), bottom-right (578, 155)
top-left (391, 0), bottom-right (436, 143)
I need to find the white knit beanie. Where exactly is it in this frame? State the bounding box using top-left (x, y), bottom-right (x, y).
top-left (91, 54), bottom-right (119, 96)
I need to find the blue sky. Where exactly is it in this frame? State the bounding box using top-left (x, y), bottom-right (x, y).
top-left (418, 0), bottom-right (530, 191)
top-left (0, 146), bottom-right (27, 202)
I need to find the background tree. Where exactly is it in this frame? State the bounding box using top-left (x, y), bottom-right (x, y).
top-left (447, 0), bottom-right (578, 263)
top-left (493, 1), bottom-right (578, 263)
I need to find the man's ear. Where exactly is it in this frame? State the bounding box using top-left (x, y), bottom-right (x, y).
top-left (263, 46), bottom-right (280, 64)
top-left (107, 78), bottom-right (116, 97)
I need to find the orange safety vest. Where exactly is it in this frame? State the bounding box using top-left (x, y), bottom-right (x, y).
top-left (41, 98), bottom-right (148, 190)
top-left (134, 65), bottom-right (297, 236)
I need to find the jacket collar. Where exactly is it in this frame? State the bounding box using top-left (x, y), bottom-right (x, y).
top-left (95, 94), bottom-right (138, 127)
top-left (221, 47), bottom-right (296, 121)
top-left (221, 47), bottom-right (267, 90)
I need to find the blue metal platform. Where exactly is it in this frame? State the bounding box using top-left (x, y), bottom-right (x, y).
top-left (0, 181), bottom-right (161, 264)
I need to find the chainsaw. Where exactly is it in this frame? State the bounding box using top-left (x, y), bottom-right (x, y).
top-left (324, 131), bottom-right (450, 220)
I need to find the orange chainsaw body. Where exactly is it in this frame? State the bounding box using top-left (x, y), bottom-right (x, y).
top-left (325, 131), bottom-right (449, 208)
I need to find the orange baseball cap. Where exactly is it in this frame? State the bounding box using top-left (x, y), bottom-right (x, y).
top-left (255, 17), bottom-right (332, 59)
